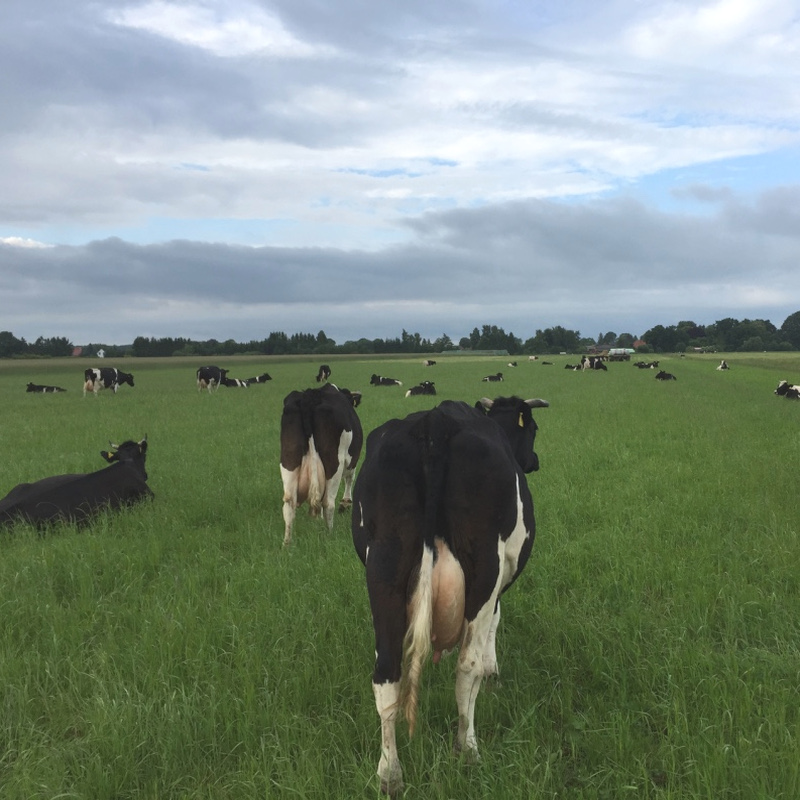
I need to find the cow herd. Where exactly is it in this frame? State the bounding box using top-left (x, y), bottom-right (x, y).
top-left (9, 354), bottom-right (800, 795)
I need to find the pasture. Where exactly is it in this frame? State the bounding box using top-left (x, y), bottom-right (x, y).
top-left (1, 352), bottom-right (799, 799)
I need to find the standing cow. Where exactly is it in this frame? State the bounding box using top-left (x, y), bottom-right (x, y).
top-left (352, 395), bottom-right (548, 795)
top-left (316, 364), bottom-right (332, 383)
top-left (84, 367), bottom-right (135, 396)
top-left (279, 383), bottom-right (363, 546)
top-left (197, 366), bottom-right (227, 392)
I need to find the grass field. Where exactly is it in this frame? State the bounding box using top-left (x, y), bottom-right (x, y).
top-left (1, 352), bottom-right (799, 799)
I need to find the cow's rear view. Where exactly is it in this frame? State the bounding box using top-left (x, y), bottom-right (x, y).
top-left (352, 395), bottom-right (548, 795)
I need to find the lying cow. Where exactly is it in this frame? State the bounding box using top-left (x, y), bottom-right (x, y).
top-left (245, 373), bottom-right (272, 384)
top-left (0, 437), bottom-right (153, 528)
top-left (775, 380), bottom-right (800, 399)
top-left (280, 383), bottom-right (363, 546)
top-left (422, 360), bottom-right (436, 367)
top-left (370, 374), bottom-right (403, 387)
top-left (316, 364), bottom-right (332, 383)
top-left (222, 376), bottom-right (250, 388)
top-left (352, 395), bottom-right (548, 795)
top-left (27, 382), bottom-right (67, 393)
top-left (84, 367), bottom-right (135, 396)
top-left (482, 372), bottom-right (503, 382)
top-left (197, 366), bottom-right (227, 392)
top-left (717, 360), bottom-right (730, 371)
top-left (405, 381), bottom-right (436, 397)
top-left (655, 370), bottom-right (677, 381)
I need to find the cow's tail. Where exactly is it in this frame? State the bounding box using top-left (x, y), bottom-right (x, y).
top-left (401, 409), bottom-right (453, 736)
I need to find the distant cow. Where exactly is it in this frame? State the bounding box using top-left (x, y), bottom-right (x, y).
top-left (280, 383), bottom-right (363, 546)
top-left (0, 437), bottom-right (153, 528)
top-left (222, 376), bottom-right (250, 388)
top-left (316, 364), bottom-right (332, 383)
top-left (352, 394), bottom-right (549, 795)
top-left (423, 360), bottom-right (437, 367)
top-left (655, 370), bottom-right (677, 381)
top-left (774, 380), bottom-right (800, 399)
top-left (27, 383), bottom-right (67, 393)
top-left (370, 374), bottom-right (403, 387)
top-left (581, 356), bottom-right (607, 371)
top-left (716, 360), bottom-right (730, 371)
top-left (405, 381), bottom-right (436, 397)
top-left (338, 388), bottom-right (363, 408)
top-left (84, 367), bottom-right (135, 396)
top-left (245, 373), bottom-right (272, 384)
top-left (197, 366), bottom-right (227, 392)
top-left (507, 361), bottom-right (518, 367)
top-left (564, 364), bottom-right (581, 371)
top-left (635, 361), bottom-right (660, 369)
top-left (482, 372), bottom-right (504, 382)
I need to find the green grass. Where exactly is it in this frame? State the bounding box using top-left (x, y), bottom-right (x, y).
top-left (1, 353), bottom-right (799, 798)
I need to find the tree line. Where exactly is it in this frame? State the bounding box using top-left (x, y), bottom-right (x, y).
top-left (3, 313), bottom-right (800, 359)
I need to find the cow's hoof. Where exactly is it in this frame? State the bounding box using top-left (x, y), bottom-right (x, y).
top-left (338, 500), bottom-right (352, 513)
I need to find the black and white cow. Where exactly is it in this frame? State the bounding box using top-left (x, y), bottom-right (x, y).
top-left (27, 383), bottom-right (67, 393)
top-left (423, 360), bottom-right (437, 367)
top-left (581, 356), bottom-right (607, 371)
top-left (279, 383), bottom-right (363, 546)
top-left (564, 364), bottom-right (581, 371)
top-left (84, 367), bottom-right (135, 396)
top-left (245, 373), bottom-right (272, 384)
top-left (655, 370), bottom-right (677, 381)
top-left (352, 395), bottom-right (548, 796)
top-left (774, 380), bottom-right (800, 399)
top-left (405, 381), bottom-right (436, 397)
top-left (0, 438), bottom-right (152, 528)
top-left (197, 366), bottom-right (227, 392)
top-left (634, 361), bottom-right (660, 369)
top-left (481, 372), bottom-right (504, 382)
top-left (507, 361), bottom-right (518, 367)
top-left (316, 364), bottom-right (332, 383)
top-left (370, 374), bottom-right (403, 387)
top-left (222, 376), bottom-right (250, 388)
top-left (716, 360), bottom-right (730, 371)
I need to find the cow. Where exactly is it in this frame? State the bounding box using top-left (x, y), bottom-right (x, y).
top-left (352, 394), bottom-right (549, 796)
top-left (316, 364), bottom-right (332, 383)
top-left (716, 360), bottom-right (730, 371)
top-left (481, 372), bottom-right (503, 382)
top-left (634, 361), bottom-right (660, 369)
top-left (581, 356), bottom-right (607, 371)
top-left (338, 388), bottom-right (363, 408)
top-left (370, 374), bottom-right (403, 387)
top-left (0, 437), bottom-right (152, 528)
top-left (279, 383), bottom-right (363, 547)
top-left (507, 361), bottom-right (518, 367)
top-left (245, 373), bottom-right (272, 384)
top-left (405, 381), bottom-right (436, 397)
top-left (655, 370), bottom-right (677, 381)
top-left (197, 366), bottom-right (227, 392)
top-left (222, 376), bottom-right (250, 388)
top-left (83, 367), bottom-right (135, 396)
top-left (423, 360), bottom-right (437, 367)
top-left (564, 364), bottom-right (581, 371)
top-left (27, 383), bottom-right (67, 393)
top-left (774, 380), bottom-right (800, 399)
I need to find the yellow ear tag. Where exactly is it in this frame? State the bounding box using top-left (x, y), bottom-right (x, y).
top-left (518, 412), bottom-right (524, 427)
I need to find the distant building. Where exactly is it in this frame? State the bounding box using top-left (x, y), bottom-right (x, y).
top-left (97, 348), bottom-right (105, 358)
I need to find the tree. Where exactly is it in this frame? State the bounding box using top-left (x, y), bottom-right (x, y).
top-left (779, 311), bottom-right (800, 349)
top-left (0, 331), bottom-right (26, 358)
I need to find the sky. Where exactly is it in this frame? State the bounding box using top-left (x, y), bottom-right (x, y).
top-left (2, 0), bottom-right (800, 346)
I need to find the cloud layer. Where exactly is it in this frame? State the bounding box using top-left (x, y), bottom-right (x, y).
top-left (2, 0), bottom-right (799, 344)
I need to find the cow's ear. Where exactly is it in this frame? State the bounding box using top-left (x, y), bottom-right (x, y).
top-left (476, 397), bottom-right (493, 413)
top-left (138, 436), bottom-right (148, 454)
top-left (100, 450), bottom-right (116, 463)
top-left (525, 398), bottom-right (550, 408)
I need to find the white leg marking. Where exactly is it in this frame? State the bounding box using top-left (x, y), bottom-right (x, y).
top-left (373, 681), bottom-right (403, 796)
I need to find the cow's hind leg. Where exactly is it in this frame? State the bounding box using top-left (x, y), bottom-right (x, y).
top-left (280, 466), bottom-right (298, 546)
top-left (338, 463), bottom-right (355, 513)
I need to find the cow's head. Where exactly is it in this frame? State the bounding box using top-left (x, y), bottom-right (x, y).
top-left (26, 383), bottom-right (36, 392)
top-left (476, 396), bottom-right (548, 473)
top-left (101, 436), bottom-right (148, 477)
top-left (775, 380), bottom-right (789, 395)
top-left (120, 372), bottom-right (135, 387)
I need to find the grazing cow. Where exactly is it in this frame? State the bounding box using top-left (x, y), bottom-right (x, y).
top-left (245, 373), bottom-right (272, 384)
top-left (27, 383), bottom-right (67, 393)
top-left (352, 395), bottom-right (549, 796)
top-left (405, 381), bottom-right (436, 397)
top-left (423, 360), bottom-right (437, 367)
top-left (0, 438), bottom-right (153, 528)
top-left (716, 360), bottom-right (730, 371)
top-left (222, 376), bottom-right (250, 388)
top-left (581, 356), bottom-right (607, 371)
top-left (774, 380), bottom-right (800, 399)
top-left (279, 383), bottom-right (363, 546)
top-left (655, 370), bottom-right (677, 381)
top-left (370, 374), bottom-right (403, 387)
top-left (84, 367), bottom-right (135, 396)
top-left (482, 372), bottom-right (504, 382)
top-left (197, 366), bottom-right (227, 392)
top-left (316, 364), bottom-right (332, 383)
